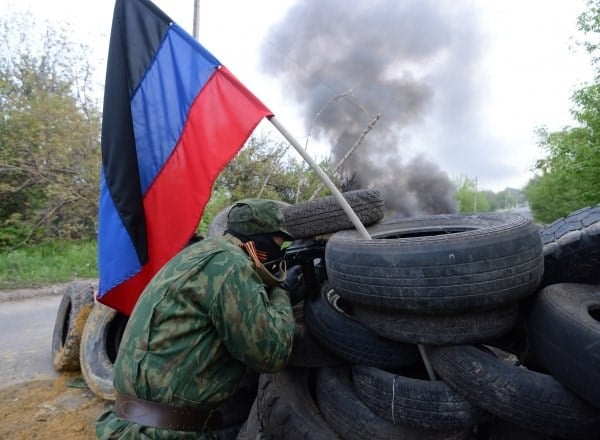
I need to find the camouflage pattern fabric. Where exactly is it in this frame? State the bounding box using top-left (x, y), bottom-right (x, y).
top-left (227, 198), bottom-right (294, 240)
top-left (96, 235), bottom-right (294, 439)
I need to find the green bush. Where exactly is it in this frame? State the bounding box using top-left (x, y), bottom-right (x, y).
top-left (0, 240), bottom-right (97, 289)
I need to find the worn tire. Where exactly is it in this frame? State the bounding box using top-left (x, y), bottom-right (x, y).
top-left (287, 323), bottom-right (345, 368)
top-left (353, 303), bottom-right (519, 345)
top-left (304, 283), bottom-right (419, 368)
top-left (256, 367), bottom-right (337, 440)
top-left (235, 398), bottom-right (265, 440)
top-left (217, 370), bottom-right (260, 428)
top-left (352, 365), bottom-right (487, 432)
top-left (429, 345), bottom-right (600, 439)
top-left (528, 283), bottom-right (600, 409)
top-left (482, 419), bottom-right (549, 440)
top-left (539, 204), bottom-right (600, 286)
top-left (315, 367), bottom-right (471, 440)
top-left (326, 213), bottom-right (544, 313)
top-left (80, 303), bottom-right (128, 400)
top-left (282, 189), bottom-right (384, 239)
top-left (214, 424), bottom-right (243, 440)
top-left (51, 281), bottom-right (95, 371)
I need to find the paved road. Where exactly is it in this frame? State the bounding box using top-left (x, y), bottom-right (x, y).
top-left (0, 295), bottom-right (62, 387)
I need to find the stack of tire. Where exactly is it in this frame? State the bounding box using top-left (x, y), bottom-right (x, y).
top-left (237, 199), bottom-right (600, 439)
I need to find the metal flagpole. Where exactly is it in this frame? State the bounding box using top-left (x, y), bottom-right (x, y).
top-left (269, 116), bottom-right (371, 240)
top-left (193, 0), bottom-right (200, 39)
top-left (268, 115), bottom-right (437, 380)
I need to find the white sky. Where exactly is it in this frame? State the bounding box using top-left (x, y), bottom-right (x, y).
top-left (0, 0), bottom-right (595, 192)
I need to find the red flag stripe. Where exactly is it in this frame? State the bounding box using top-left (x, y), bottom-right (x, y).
top-left (99, 67), bottom-right (271, 314)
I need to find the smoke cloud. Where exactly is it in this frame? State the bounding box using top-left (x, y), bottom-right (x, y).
top-left (261, 0), bottom-right (486, 217)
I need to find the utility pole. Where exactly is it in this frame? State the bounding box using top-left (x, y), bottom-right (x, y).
top-left (473, 177), bottom-right (478, 212)
top-left (193, 0), bottom-right (200, 39)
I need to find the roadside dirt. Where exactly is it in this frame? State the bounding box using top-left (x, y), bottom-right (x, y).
top-left (0, 281), bottom-right (107, 439)
top-left (0, 372), bottom-right (109, 439)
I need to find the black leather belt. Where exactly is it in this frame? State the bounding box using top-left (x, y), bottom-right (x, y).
top-left (114, 392), bottom-right (222, 432)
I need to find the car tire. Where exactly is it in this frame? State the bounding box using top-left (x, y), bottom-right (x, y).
top-left (353, 303), bottom-right (519, 345)
top-left (282, 189), bottom-right (384, 239)
top-left (528, 283), bottom-right (600, 410)
top-left (352, 364), bottom-right (488, 432)
top-left (256, 367), bottom-right (337, 439)
top-left (287, 323), bottom-right (345, 368)
top-left (51, 281), bottom-right (95, 371)
top-left (539, 203), bottom-right (600, 286)
top-left (315, 367), bottom-right (471, 440)
top-left (326, 213), bottom-right (544, 313)
top-left (79, 303), bottom-right (128, 400)
top-left (235, 398), bottom-right (265, 440)
top-left (304, 283), bottom-right (419, 368)
top-left (428, 344), bottom-right (600, 439)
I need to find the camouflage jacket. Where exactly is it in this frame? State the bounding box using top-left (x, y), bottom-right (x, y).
top-left (96, 235), bottom-right (294, 439)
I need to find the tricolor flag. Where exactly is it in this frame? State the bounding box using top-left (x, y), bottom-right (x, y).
top-left (98, 0), bottom-right (272, 315)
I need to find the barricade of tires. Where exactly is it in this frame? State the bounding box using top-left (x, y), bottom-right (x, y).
top-left (237, 205), bottom-right (600, 440)
top-left (51, 196), bottom-right (600, 439)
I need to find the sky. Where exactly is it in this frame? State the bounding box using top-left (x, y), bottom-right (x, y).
top-left (0, 0), bottom-right (595, 194)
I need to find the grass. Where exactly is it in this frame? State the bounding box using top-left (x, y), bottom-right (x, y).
top-left (0, 240), bottom-right (98, 290)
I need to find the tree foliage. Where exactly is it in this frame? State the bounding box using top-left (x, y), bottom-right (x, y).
top-left (526, 0), bottom-right (600, 223)
top-left (199, 131), bottom-right (336, 233)
top-left (0, 10), bottom-right (338, 248)
top-left (0, 12), bottom-right (101, 248)
top-left (453, 176), bottom-right (489, 213)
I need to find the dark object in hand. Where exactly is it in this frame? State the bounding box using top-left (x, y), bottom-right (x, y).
top-left (282, 239), bottom-right (327, 299)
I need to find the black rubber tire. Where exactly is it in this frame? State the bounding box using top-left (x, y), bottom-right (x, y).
top-left (282, 189), bottom-right (384, 239)
top-left (326, 213), bottom-right (544, 313)
top-left (528, 283), bottom-right (600, 410)
top-left (235, 398), bottom-right (265, 440)
top-left (217, 370), bottom-right (260, 428)
top-left (482, 419), bottom-right (549, 440)
top-left (351, 364), bottom-right (487, 432)
top-left (304, 283), bottom-right (419, 368)
top-left (539, 203), bottom-right (600, 287)
top-left (315, 367), bottom-right (471, 440)
top-left (256, 367), bottom-right (337, 440)
top-left (51, 281), bottom-right (95, 371)
top-left (79, 303), bottom-right (128, 401)
top-left (353, 303), bottom-right (519, 345)
top-left (214, 424), bottom-right (243, 440)
top-left (428, 344), bottom-right (600, 439)
top-left (287, 323), bottom-right (345, 368)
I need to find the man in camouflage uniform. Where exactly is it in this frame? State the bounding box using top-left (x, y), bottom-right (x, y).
top-left (96, 199), bottom-right (296, 439)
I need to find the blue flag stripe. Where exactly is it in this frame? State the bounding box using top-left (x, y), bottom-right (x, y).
top-left (132, 23), bottom-right (221, 194)
top-left (98, 172), bottom-right (142, 296)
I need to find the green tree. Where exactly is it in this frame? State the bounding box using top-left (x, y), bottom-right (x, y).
top-left (199, 131), bottom-right (336, 231)
top-left (453, 176), bottom-right (489, 213)
top-left (214, 131), bottom-right (333, 202)
top-left (0, 12), bottom-right (101, 248)
top-left (526, 0), bottom-right (600, 223)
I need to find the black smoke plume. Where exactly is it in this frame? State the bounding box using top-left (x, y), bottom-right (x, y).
top-left (261, 0), bottom-right (484, 216)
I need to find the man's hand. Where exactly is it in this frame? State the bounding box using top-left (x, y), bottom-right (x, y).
top-left (281, 265), bottom-right (303, 293)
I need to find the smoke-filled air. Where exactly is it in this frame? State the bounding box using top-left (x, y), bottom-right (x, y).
top-left (261, 0), bottom-right (489, 217)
